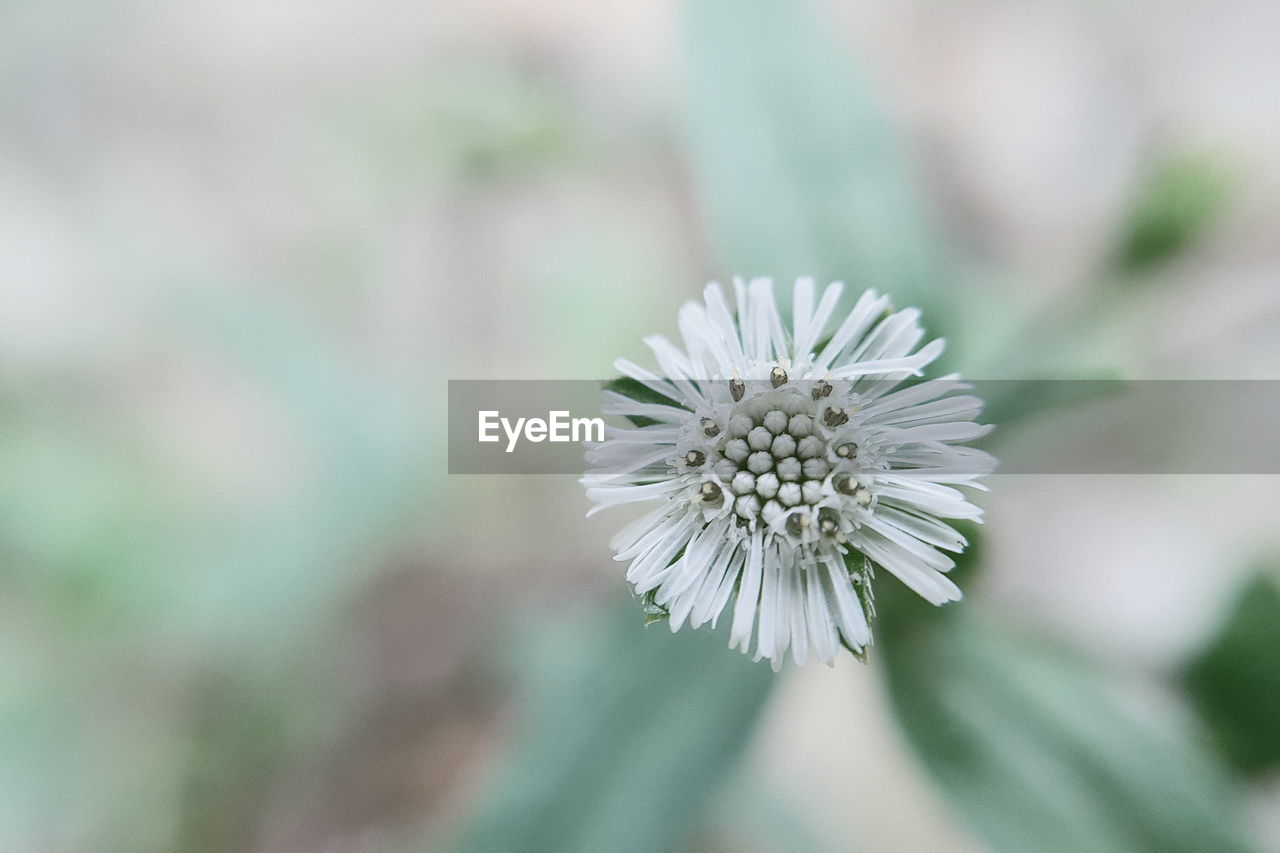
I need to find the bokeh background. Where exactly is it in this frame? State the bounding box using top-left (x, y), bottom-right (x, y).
top-left (3, 0), bottom-right (1279, 851)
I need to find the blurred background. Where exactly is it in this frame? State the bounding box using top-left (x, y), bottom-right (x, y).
top-left (3, 0), bottom-right (1279, 851)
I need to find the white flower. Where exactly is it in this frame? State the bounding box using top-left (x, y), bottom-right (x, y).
top-left (581, 278), bottom-right (996, 668)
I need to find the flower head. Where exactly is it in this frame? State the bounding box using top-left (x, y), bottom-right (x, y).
top-left (582, 278), bottom-right (995, 668)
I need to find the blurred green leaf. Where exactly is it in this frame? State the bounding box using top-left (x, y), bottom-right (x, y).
top-left (1182, 572), bottom-right (1280, 776)
top-left (451, 600), bottom-right (776, 853)
top-left (175, 669), bottom-right (301, 853)
top-left (1111, 153), bottom-right (1232, 277)
top-left (170, 283), bottom-right (428, 652)
top-left (980, 375), bottom-right (1125, 434)
top-left (683, 0), bottom-right (948, 323)
top-left (876, 561), bottom-right (1257, 853)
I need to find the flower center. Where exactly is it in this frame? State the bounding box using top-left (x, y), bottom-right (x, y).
top-left (681, 372), bottom-right (873, 545)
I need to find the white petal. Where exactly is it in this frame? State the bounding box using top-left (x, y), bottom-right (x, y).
top-left (754, 546), bottom-right (782, 663)
top-left (854, 530), bottom-right (962, 605)
top-left (677, 303), bottom-right (729, 383)
top-left (875, 477), bottom-right (985, 520)
top-left (704, 282), bottom-right (748, 368)
top-left (613, 358), bottom-right (695, 408)
top-left (608, 504), bottom-right (671, 553)
top-left (598, 425), bottom-right (681, 443)
top-left (882, 419), bottom-right (993, 444)
top-left (791, 277), bottom-right (817, 359)
top-left (872, 505), bottom-right (968, 552)
top-left (804, 564), bottom-right (838, 665)
top-left (796, 281), bottom-right (845, 365)
top-left (617, 510), bottom-right (691, 562)
top-left (707, 548), bottom-right (746, 629)
top-left (643, 335), bottom-right (704, 403)
top-left (585, 478), bottom-right (686, 515)
top-left (687, 541), bottom-right (739, 629)
top-left (601, 391), bottom-right (691, 424)
top-left (869, 395), bottom-right (985, 426)
top-left (848, 308), bottom-right (926, 362)
top-left (786, 560), bottom-right (809, 666)
top-left (629, 528), bottom-right (693, 592)
top-left (859, 372), bottom-right (963, 407)
top-left (583, 444), bottom-right (673, 475)
top-left (656, 517), bottom-right (729, 605)
top-left (729, 529), bottom-right (764, 651)
top-left (814, 289), bottom-right (889, 371)
top-left (748, 278), bottom-right (789, 363)
top-left (821, 552), bottom-right (871, 649)
top-left (860, 514), bottom-right (956, 572)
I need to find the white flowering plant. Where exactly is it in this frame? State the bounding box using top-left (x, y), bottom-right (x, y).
top-left (582, 278), bottom-right (995, 668)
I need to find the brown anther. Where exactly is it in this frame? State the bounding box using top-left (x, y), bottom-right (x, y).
top-left (729, 378), bottom-right (746, 401)
top-left (770, 366), bottom-right (788, 388)
top-left (700, 417), bottom-right (720, 438)
top-left (785, 513), bottom-right (810, 537)
top-left (823, 406), bottom-right (849, 428)
top-left (698, 481), bottom-right (723, 506)
top-left (685, 450), bottom-right (706, 467)
top-left (835, 442), bottom-right (858, 459)
top-left (817, 507), bottom-right (840, 535)
top-left (833, 473), bottom-right (857, 495)
top-left (811, 380), bottom-right (833, 400)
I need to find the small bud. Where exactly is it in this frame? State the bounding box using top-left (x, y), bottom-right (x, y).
top-left (787, 413), bottom-right (813, 437)
top-left (724, 439), bottom-right (751, 463)
top-left (734, 493), bottom-right (762, 519)
top-left (795, 436), bottom-right (823, 460)
top-left (762, 410), bottom-right (789, 435)
top-left (776, 457), bottom-right (803, 482)
top-left (802, 458), bottom-right (830, 480)
top-left (747, 426), bottom-right (774, 451)
top-left (747, 451), bottom-right (775, 475)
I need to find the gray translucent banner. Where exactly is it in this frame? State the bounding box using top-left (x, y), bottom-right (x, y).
top-left (447, 380), bottom-right (1280, 475)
